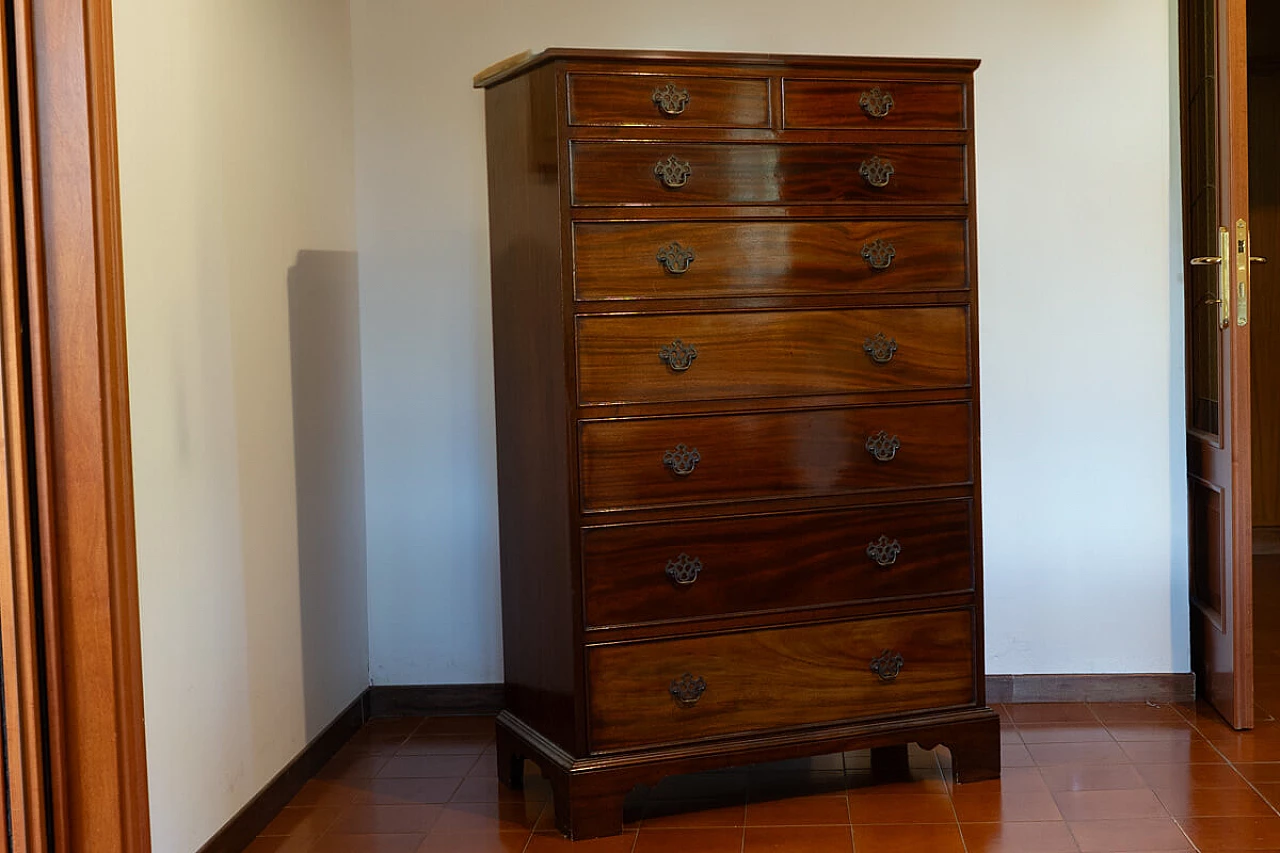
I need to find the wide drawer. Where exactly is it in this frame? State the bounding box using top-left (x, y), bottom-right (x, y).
top-left (588, 609), bottom-right (975, 750)
top-left (576, 306), bottom-right (969, 405)
top-left (569, 143), bottom-right (967, 206)
top-left (783, 79), bottom-right (966, 130)
top-left (578, 402), bottom-right (972, 512)
top-left (582, 499), bottom-right (974, 629)
top-left (567, 73), bottom-right (771, 127)
top-left (573, 219), bottom-right (969, 300)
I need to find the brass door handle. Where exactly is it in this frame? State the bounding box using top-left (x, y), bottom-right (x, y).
top-left (1189, 227), bottom-right (1231, 328)
top-left (1252, 256), bottom-right (1268, 264)
top-left (1190, 256), bottom-right (1222, 265)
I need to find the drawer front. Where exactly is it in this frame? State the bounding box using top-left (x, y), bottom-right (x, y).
top-left (583, 500), bottom-right (974, 628)
top-left (588, 609), bottom-right (975, 750)
top-left (576, 307), bottom-right (969, 405)
top-left (578, 402), bottom-right (971, 512)
top-left (570, 143), bottom-right (967, 206)
top-left (567, 74), bottom-right (771, 127)
top-left (574, 220), bottom-right (968, 301)
top-left (783, 79), bottom-right (966, 130)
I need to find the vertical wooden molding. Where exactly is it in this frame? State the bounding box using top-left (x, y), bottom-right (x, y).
top-left (12, 0), bottom-right (152, 849)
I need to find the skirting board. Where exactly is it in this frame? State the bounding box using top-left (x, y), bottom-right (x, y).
top-left (985, 673), bottom-right (1195, 704)
top-left (196, 691), bottom-right (369, 853)
top-left (367, 683), bottom-right (504, 717)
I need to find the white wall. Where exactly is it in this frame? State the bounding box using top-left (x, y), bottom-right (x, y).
top-left (350, 0), bottom-right (1187, 683)
top-left (113, 1), bottom-right (368, 850)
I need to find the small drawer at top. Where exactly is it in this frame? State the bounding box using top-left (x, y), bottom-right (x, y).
top-left (784, 79), bottom-right (966, 130)
top-left (568, 74), bottom-right (771, 127)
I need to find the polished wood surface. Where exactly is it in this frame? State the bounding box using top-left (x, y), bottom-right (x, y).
top-left (783, 79), bottom-right (966, 130)
top-left (579, 402), bottom-right (972, 512)
top-left (587, 609), bottom-right (975, 751)
top-left (1181, 0), bottom-right (1255, 730)
top-left (485, 65), bottom-right (582, 752)
top-left (1250, 71), bottom-right (1280, 527)
top-left (570, 142), bottom-right (968, 206)
top-left (573, 219), bottom-right (969, 300)
top-left (577, 306), bottom-right (969, 404)
top-left (582, 499), bottom-right (973, 628)
top-left (480, 50), bottom-right (993, 838)
top-left (567, 73), bottom-right (770, 127)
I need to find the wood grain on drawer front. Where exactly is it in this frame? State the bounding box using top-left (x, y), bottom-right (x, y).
top-left (576, 307), bottom-right (969, 405)
top-left (582, 500), bottom-right (974, 629)
top-left (783, 79), bottom-right (966, 130)
top-left (569, 143), bottom-right (967, 206)
top-left (578, 402), bottom-right (971, 512)
top-left (573, 219), bottom-right (968, 300)
top-left (588, 609), bottom-right (975, 750)
top-left (567, 74), bottom-right (771, 127)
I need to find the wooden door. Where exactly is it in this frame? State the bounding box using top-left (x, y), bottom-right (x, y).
top-left (1181, 0), bottom-right (1258, 730)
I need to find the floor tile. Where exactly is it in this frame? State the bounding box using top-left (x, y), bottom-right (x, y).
top-left (633, 827), bottom-right (742, 853)
top-left (641, 797), bottom-right (745, 828)
top-left (430, 800), bottom-right (545, 834)
top-left (328, 803), bottom-right (443, 834)
top-left (309, 835), bottom-right (427, 853)
top-left (1089, 703), bottom-right (1186, 724)
top-left (1026, 742), bottom-right (1130, 766)
top-left (1008, 704), bottom-right (1099, 724)
top-left (1135, 761), bottom-right (1248, 790)
top-left (1178, 814), bottom-right (1280, 849)
top-left (243, 838), bottom-right (314, 853)
top-left (743, 825), bottom-right (854, 852)
top-left (1103, 723), bottom-right (1198, 743)
top-left (1038, 763), bottom-right (1147, 792)
top-left (451, 775), bottom-right (552, 804)
top-left (1000, 743), bottom-right (1036, 767)
top-left (1118, 739), bottom-right (1225, 764)
top-left (396, 736), bottom-right (493, 756)
top-left (1156, 785), bottom-right (1277, 816)
top-left (947, 765), bottom-right (1049, 794)
top-left (744, 793), bottom-right (848, 825)
top-left (523, 832), bottom-right (639, 852)
top-left (950, 789), bottom-right (1063, 822)
top-left (845, 792), bottom-right (954, 824)
top-left (261, 806), bottom-right (343, 839)
top-left (1234, 762), bottom-right (1280, 784)
top-left (352, 777), bottom-right (463, 804)
top-left (414, 834), bottom-right (529, 853)
top-left (1017, 724), bottom-right (1113, 744)
top-left (959, 820), bottom-right (1080, 852)
top-left (319, 752), bottom-right (391, 780)
top-left (289, 778), bottom-right (361, 809)
top-left (1051, 788), bottom-right (1167, 821)
top-left (849, 822), bottom-right (966, 853)
top-left (377, 755), bottom-right (480, 779)
top-left (1066, 817), bottom-right (1193, 852)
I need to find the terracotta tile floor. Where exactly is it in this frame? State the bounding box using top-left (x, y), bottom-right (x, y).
top-left (247, 698), bottom-right (1280, 852)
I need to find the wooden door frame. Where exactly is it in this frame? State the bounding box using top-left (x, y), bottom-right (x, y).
top-left (4, 0), bottom-right (151, 849)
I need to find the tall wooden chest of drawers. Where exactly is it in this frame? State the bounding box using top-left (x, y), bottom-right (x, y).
top-left (475, 48), bottom-right (999, 839)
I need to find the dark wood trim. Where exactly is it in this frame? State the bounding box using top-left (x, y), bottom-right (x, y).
top-left (11, 0), bottom-right (152, 848)
top-left (196, 694), bottom-right (367, 853)
top-left (985, 674), bottom-right (1196, 704)
top-left (367, 684), bottom-right (505, 717)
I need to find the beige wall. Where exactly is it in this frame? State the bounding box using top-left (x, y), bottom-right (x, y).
top-left (112, 1), bottom-right (367, 850)
top-left (351, 0), bottom-right (1186, 682)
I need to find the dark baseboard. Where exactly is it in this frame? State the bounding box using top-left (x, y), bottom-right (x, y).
top-left (367, 683), bottom-right (504, 717)
top-left (986, 673), bottom-right (1195, 704)
top-left (196, 691), bottom-right (368, 853)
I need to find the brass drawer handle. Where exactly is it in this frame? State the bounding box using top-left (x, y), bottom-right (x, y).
top-left (665, 553), bottom-right (702, 585)
top-left (859, 87), bottom-right (895, 118)
top-left (652, 83), bottom-right (691, 116)
top-left (865, 431), bottom-right (900, 462)
top-left (670, 673), bottom-right (707, 706)
top-left (663, 443), bottom-right (701, 476)
top-left (859, 156), bottom-right (895, 188)
top-left (863, 333), bottom-right (898, 364)
top-left (659, 339), bottom-right (698, 372)
top-left (870, 650), bottom-right (905, 682)
top-left (861, 239), bottom-right (896, 271)
top-left (866, 535), bottom-right (901, 567)
top-left (655, 155), bottom-right (693, 189)
top-left (657, 242), bottom-right (695, 275)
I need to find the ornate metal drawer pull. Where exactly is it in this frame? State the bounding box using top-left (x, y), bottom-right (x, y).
top-left (662, 443), bottom-right (701, 476)
top-left (870, 650), bottom-right (905, 682)
top-left (861, 239), bottom-right (896, 271)
top-left (859, 87), bottom-right (895, 118)
top-left (859, 156), bottom-right (895, 188)
top-left (866, 535), bottom-right (901, 567)
top-left (670, 673), bottom-right (707, 706)
top-left (659, 339), bottom-right (698, 372)
top-left (863, 333), bottom-right (898, 364)
top-left (665, 553), bottom-right (702, 585)
top-left (654, 155), bottom-right (692, 189)
top-left (865, 431), bottom-right (901, 462)
top-left (656, 242), bottom-right (695, 275)
top-left (652, 83), bottom-right (691, 116)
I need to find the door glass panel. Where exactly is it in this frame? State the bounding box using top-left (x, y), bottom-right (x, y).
top-left (1184, 0), bottom-right (1221, 437)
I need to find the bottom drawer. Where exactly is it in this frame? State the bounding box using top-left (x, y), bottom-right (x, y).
top-left (587, 609), bottom-right (975, 751)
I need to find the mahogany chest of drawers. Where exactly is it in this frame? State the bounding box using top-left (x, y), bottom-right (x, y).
top-left (475, 48), bottom-right (998, 839)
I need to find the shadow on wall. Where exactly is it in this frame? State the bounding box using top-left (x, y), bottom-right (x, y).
top-left (288, 250), bottom-right (370, 736)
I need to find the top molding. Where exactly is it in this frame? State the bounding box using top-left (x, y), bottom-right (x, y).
top-left (473, 48), bottom-right (981, 89)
